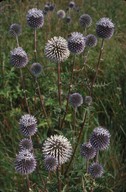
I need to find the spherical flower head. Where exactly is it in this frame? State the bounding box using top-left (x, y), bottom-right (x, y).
top-left (96, 17), bottom-right (114, 39)
top-left (69, 1), bottom-right (76, 8)
top-left (45, 36), bottom-right (70, 63)
top-left (42, 135), bottom-right (72, 165)
top-left (65, 16), bottom-right (71, 23)
top-left (9, 23), bottom-right (22, 37)
top-left (10, 47), bottom-right (28, 68)
top-left (67, 32), bottom-right (85, 54)
top-left (30, 63), bottom-right (42, 77)
top-left (90, 127), bottom-right (111, 150)
top-left (69, 93), bottom-right (83, 108)
top-left (49, 4), bottom-right (55, 11)
top-left (79, 14), bottom-right (92, 28)
top-left (27, 8), bottom-right (44, 29)
top-left (57, 10), bottom-right (66, 19)
top-left (88, 162), bottom-right (104, 178)
top-left (19, 114), bottom-right (37, 137)
top-left (19, 138), bottom-right (33, 151)
top-left (85, 34), bottom-right (97, 47)
top-left (44, 156), bottom-right (58, 171)
top-left (44, 4), bottom-right (50, 12)
top-left (15, 150), bottom-right (37, 175)
top-left (80, 142), bottom-right (96, 160)
top-left (84, 96), bottom-right (92, 106)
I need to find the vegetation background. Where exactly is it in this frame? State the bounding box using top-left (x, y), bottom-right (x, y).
top-left (0, 0), bottom-right (126, 191)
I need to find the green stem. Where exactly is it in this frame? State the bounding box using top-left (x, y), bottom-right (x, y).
top-left (64, 110), bottom-right (87, 176)
top-left (16, 35), bottom-right (19, 47)
top-left (34, 29), bottom-right (37, 61)
top-left (90, 39), bottom-right (104, 96)
top-left (20, 69), bottom-right (30, 114)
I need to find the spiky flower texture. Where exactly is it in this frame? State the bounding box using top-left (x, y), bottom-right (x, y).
top-left (44, 156), bottom-right (58, 171)
top-left (45, 36), bottom-right (70, 63)
top-left (15, 150), bottom-right (36, 175)
top-left (79, 14), bottom-right (92, 28)
top-left (85, 34), bottom-right (97, 47)
top-left (27, 8), bottom-right (44, 29)
top-left (96, 17), bottom-right (114, 39)
top-left (90, 127), bottom-right (111, 150)
top-left (80, 142), bottom-right (96, 160)
top-left (88, 163), bottom-right (104, 178)
top-left (9, 23), bottom-right (22, 37)
top-left (19, 138), bottom-right (33, 151)
top-left (67, 32), bottom-right (85, 54)
top-left (10, 47), bottom-right (28, 68)
top-left (69, 93), bottom-right (83, 108)
top-left (42, 135), bottom-right (72, 165)
top-left (19, 114), bottom-right (37, 137)
top-left (57, 10), bottom-right (66, 19)
top-left (30, 63), bottom-right (42, 77)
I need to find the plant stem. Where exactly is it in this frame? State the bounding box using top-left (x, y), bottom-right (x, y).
top-left (20, 69), bottom-right (30, 114)
top-left (90, 39), bottom-right (104, 96)
top-left (16, 35), bottom-right (19, 47)
top-left (64, 110), bottom-right (87, 176)
top-left (73, 107), bottom-right (77, 135)
top-left (35, 78), bottom-right (50, 129)
top-left (34, 29), bottom-right (37, 61)
top-left (26, 174), bottom-right (30, 191)
top-left (86, 160), bottom-right (89, 173)
top-left (57, 167), bottom-right (61, 192)
top-left (60, 58), bottom-right (75, 129)
top-left (57, 63), bottom-right (62, 128)
top-left (96, 150), bottom-right (99, 163)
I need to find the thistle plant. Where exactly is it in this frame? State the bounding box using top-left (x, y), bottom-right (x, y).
top-left (7, 2), bottom-right (116, 191)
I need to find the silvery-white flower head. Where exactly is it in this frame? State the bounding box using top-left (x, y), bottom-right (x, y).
top-left (9, 23), bottom-right (22, 37)
top-left (90, 126), bottom-right (111, 150)
top-left (42, 135), bottom-right (72, 165)
top-left (88, 162), bottom-right (104, 178)
top-left (79, 14), bottom-right (92, 28)
top-left (85, 34), bottom-right (97, 47)
top-left (30, 63), bottom-right (42, 77)
top-left (15, 150), bottom-right (37, 175)
top-left (67, 32), bottom-right (85, 54)
top-left (80, 142), bottom-right (96, 160)
top-left (19, 114), bottom-right (37, 137)
top-left (10, 47), bottom-right (28, 68)
top-left (69, 93), bottom-right (83, 108)
top-left (19, 138), bottom-right (33, 151)
top-left (44, 156), bottom-right (58, 171)
top-left (96, 17), bottom-right (114, 39)
top-left (27, 8), bottom-right (44, 29)
top-left (57, 10), bottom-right (66, 19)
top-left (45, 36), bottom-right (70, 63)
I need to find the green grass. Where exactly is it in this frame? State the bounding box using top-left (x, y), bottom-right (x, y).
top-left (0, 0), bottom-right (126, 191)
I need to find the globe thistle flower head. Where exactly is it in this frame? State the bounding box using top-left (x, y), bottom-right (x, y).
top-left (45, 36), bottom-right (70, 63)
top-left (84, 96), bottom-right (92, 106)
top-left (49, 4), bottom-right (55, 11)
top-left (27, 8), bottom-right (44, 29)
top-left (30, 63), bottom-right (42, 77)
top-left (79, 14), bottom-right (92, 28)
top-left (9, 23), bottom-right (22, 37)
top-left (44, 4), bottom-right (50, 12)
top-left (88, 162), bottom-right (104, 178)
top-left (10, 47), bottom-right (28, 68)
top-left (19, 138), bottom-right (33, 151)
top-left (44, 156), bottom-right (58, 171)
top-left (90, 127), bottom-right (111, 150)
top-left (80, 142), bottom-right (96, 160)
top-left (42, 135), bottom-right (72, 165)
top-left (15, 150), bottom-right (36, 175)
top-left (57, 10), bottom-right (66, 19)
top-left (67, 32), bottom-right (85, 54)
top-left (65, 16), bottom-right (71, 23)
top-left (96, 17), bottom-right (114, 39)
top-left (69, 1), bottom-right (75, 8)
top-left (69, 93), bottom-right (83, 108)
top-left (85, 34), bottom-right (97, 47)
top-left (19, 114), bottom-right (37, 137)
